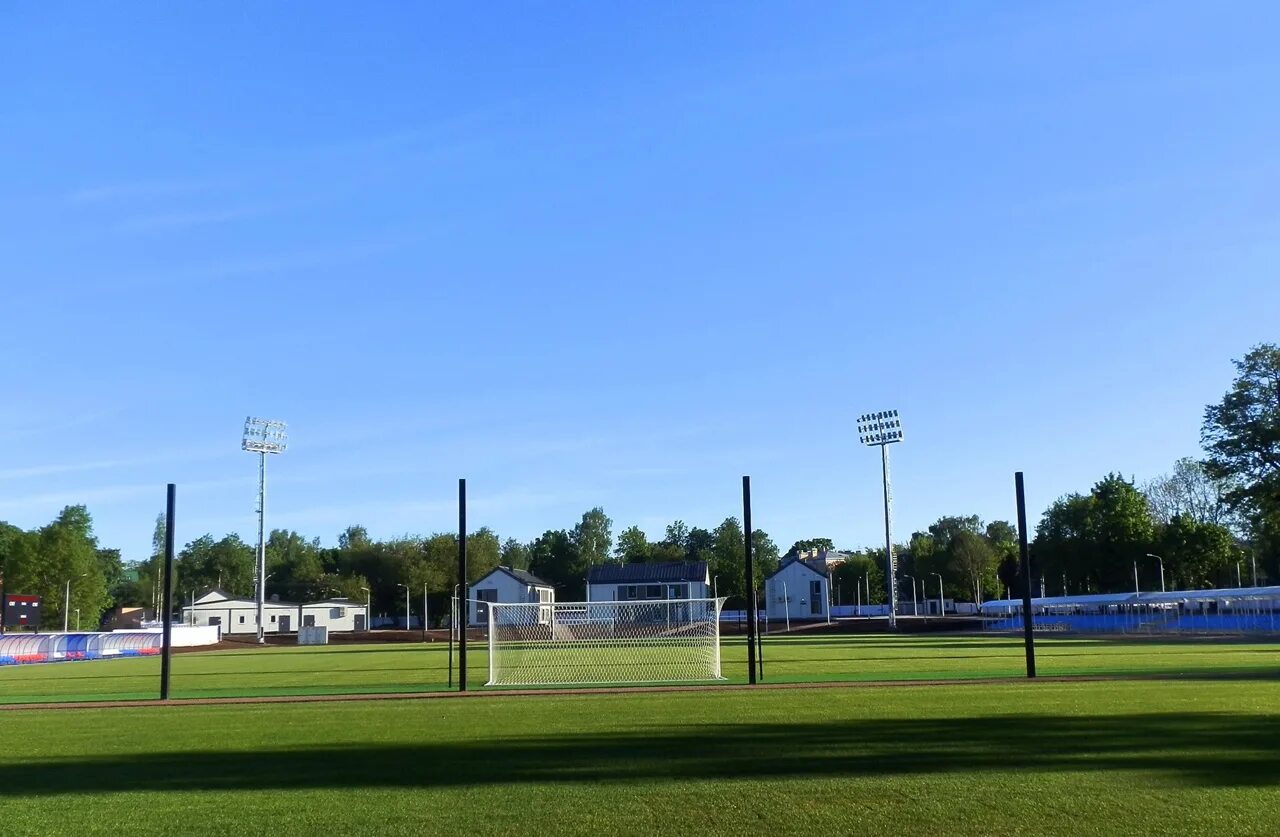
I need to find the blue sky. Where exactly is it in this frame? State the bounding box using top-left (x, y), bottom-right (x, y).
top-left (2, 2), bottom-right (1278, 560)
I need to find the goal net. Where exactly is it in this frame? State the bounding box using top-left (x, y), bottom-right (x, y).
top-left (485, 598), bottom-right (726, 687)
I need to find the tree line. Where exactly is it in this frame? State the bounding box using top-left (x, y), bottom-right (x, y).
top-left (2, 344), bottom-right (1275, 627)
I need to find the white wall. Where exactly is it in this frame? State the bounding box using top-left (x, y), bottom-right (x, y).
top-left (183, 600), bottom-right (367, 634)
top-left (469, 572), bottom-right (552, 625)
top-left (765, 563), bottom-right (829, 622)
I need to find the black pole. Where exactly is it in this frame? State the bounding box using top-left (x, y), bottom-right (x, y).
top-left (1015, 472), bottom-right (1036, 678)
top-left (743, 476), bottom-right (757, 685)
top-left (457, 478), bottom-right (467, 692)
top-left (160, 483), bottom-right (176, 699)
top-left (756, 586), bottom-right (764, 681)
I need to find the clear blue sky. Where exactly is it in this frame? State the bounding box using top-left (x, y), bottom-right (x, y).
top-left (2, 2), bottom-right (1278, 561)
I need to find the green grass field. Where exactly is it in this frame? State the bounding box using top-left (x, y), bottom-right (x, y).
top-left (2, 678), bottom-right (1279, 835)
top-left (2, 633), bottom-right (1278, 704)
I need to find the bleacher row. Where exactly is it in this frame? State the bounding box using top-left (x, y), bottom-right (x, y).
top-left (985, 613), bottom-right (1280, 634)
top-left (0, 632), bottom-right (162, 665)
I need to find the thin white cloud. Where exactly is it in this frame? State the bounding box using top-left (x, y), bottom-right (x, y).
top-left (114, 205), bottom-right (273, 234)
top-left (68, 179), bottom-right (213, 205)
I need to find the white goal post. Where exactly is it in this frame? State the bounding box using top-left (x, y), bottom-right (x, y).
top-left (485, 598), bottom-right (726, 687)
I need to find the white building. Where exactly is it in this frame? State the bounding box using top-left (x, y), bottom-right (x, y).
top-left (765, 557), bottom-right (830, 622)
top-left (586, 561), bottom-right (710, 603)
top-left (182, 589), bottom-right (368, 635)
top-left (469, 567), bottom-right (555, 626)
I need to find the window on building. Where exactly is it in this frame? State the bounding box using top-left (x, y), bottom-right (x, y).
top-left (810, 580), bottom-right (823, 615)
top-left (668, 585), bottom-right (686, 599)
top-left (331, 607), bottom-right (344, 619)
top-left (239, 616), bottom-right (245, 624)
top-left (646, 585), bottom-right (663, 599)
top-left (271, 615), bottom-right (276, 623)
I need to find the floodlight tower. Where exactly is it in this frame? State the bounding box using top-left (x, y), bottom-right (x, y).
top-left (858, 410), bottom-right (904, 630)
top-left (242, 417), bottom-right (287, 644)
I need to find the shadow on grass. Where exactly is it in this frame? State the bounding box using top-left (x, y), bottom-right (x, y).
top-left (3, 711), bottom-right (1278, 796)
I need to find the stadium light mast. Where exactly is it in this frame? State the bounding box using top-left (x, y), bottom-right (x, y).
top-left (242, 417), bottom-right (287, 645)
top-left (858, 410), bottom-right (904, 629)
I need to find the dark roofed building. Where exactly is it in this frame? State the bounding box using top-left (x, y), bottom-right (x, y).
top-left (586, 561), bottom-right (710, 602)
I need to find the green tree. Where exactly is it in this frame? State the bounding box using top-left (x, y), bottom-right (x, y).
top-left (1157, 514), bottom-right (1238, 589)
top-left (1202, 343), bottom-right (1280, 579)
top-left (500, 537), bottom-right (531, 570)
top-left (831, 551), bottom-right (885, 605)
top-left (948, 530), bottom-right (998, 604)
top-left (614, 526), bottom-right (650, 563)
top-left (1034, 475), bottom-right (1156, 594)
top-left (663, 520), bottom-right (690, 551)
top-left (528, 530), bottom-right (584, 599)
top-left (708, 517), bottom-right (745, 602)
top-left (571, 508), bottom-right (613, 568)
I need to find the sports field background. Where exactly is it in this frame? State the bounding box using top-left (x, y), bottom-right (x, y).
top-left (2, 633), bottom-right (1277, 704)
top-left (3, 678), bottom-right (1278, 835)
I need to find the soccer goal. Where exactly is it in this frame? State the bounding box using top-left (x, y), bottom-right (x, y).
top-left (485, 598), bottom-right (726, 687)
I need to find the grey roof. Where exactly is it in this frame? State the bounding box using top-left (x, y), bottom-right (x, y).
top-left (764, 556), bottom-right (829, 581)
top-left (588, 561), bottom-right (708, 584)
top-left (476, 566), bottom-right (554, 588)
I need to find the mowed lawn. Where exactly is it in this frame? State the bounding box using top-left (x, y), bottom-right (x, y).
top-left (2, 679), bottom-right (1279, 835)
top-left (1, 633), bottom-right (1278, 704)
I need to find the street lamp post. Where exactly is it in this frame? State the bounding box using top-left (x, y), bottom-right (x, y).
top-left (1133, 560), bottom-right (1140, 594)
top-left (397, 583), bottom-right (410, 631)
top-left (1145, 554), bottom-right (1165, 593)
top-left (903, 575), bottom-right (918, 616)
top-left (423, 584), bottom-right (429, 639)
top-left (781, 581), bottom-right (790, 632)
top-left (360, 586), bottom-right (370, 632)
top-left (931, 573), bottom-right (944, 617)
top-left (75, 608), bottom-right (80, 631)
top-left (856, 574), bottom-right (862, 617)
top-left (858, 410), bottom-right (904, 629)
top-left (63, 573), bottom-right (86, 632)
top-left (242, 417), bottom-right (287, 645)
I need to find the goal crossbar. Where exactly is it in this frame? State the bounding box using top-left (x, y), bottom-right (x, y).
top-left (486, 597), bottom-right (726, 687)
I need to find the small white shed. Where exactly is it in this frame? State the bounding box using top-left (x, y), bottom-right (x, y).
top-left (764, 558), bottom-right (830, 622)
top-left (469, 567), bottom-right (555, 626)
top-left (183, 589), bottom-right (368, 634)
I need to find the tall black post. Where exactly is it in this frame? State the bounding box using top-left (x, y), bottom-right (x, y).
top-left (1015, 472), bottom-right (1036, 678)
top-left (743, 476), bottom-right (757, 685)
top-left (160, 483), bottom-right (176, 699)
top-left (457, 478), bottom-right (467, 692)
top-left (756, 588), bottom-right (764, 682)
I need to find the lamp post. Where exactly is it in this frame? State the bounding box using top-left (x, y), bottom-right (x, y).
top-left (63, 573), bottom-right (86, 632)
top-left (423, 583), bottom-right (429, 639)
top-left (1145, 554), bottom-right (1165, 593)
top-left (242, 417), bottom-right (287, 645)
top-left (858, 410), bottom-right (904, 629)
top-left (1236, 561), bottom-right (1242, 588)
top-left (1133, 560), bottom-right (1140, 594)
top-left (397, 583), bottom-right (410, 631)
top-left (781, 581), bottom-right (790, 632)
top-left (75, 608), bottom-right (81, 631)
top-left (856, 574), bottom-right (862, 617)
top-left (903, 575), bottom-right (918, 616)
top-left (931, 573), bottom-right (943, 617)
top-left (360, 586), bottom-right (370, 632)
